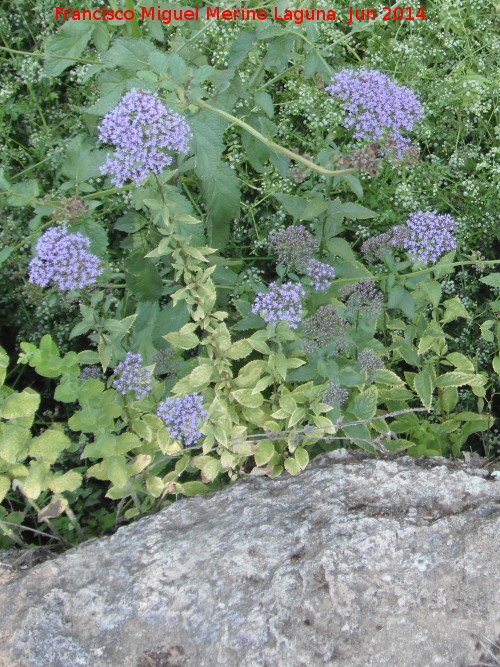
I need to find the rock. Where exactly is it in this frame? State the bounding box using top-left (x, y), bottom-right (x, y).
top-left (0, 451), bottom-right (499, 667)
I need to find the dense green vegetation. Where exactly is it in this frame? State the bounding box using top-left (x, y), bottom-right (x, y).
top-left (0, 0), bottom-right (499, 551)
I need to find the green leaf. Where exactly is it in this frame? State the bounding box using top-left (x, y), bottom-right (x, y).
top-left (228, 30), bottom-right (257, 67)
top-left (414, 370), bottom-right (433, 409)
top-left (19, 461), bottom-right (52, 500)
top-left (6, 179), bottom-right (39, 207)
top-left (0, 475), bottom-right (10, 503)
top-left (227, 339), bottom-right (253, 360)
top-left (0, 347), bottom-right (8, 387)
top-left (254, 91), bottom-right (274, 118)
top-left (284, 457), bottom-right (301, 475)
top-left (341, 202), bottom-right (377, 219)
top-left (435, 372), bottom-right (486, 388)
top-left (351, 386), bottom-right (378, 420)
top-left (0, 389), bottom-right (40, 420)
top-left (49, 470), bottom-right (82, 494)
top-left (446, 352), bottom-right (475, 372)
top-left (165, 324), bottom-right (199, 350)
top-left (441, 297), bottom-right (470, 324)
top-left (187, 364), bottom-right (214, 388)
top-left (493, 356), bottom-right (500, 375)
top-left (254, 440), bottom-right (275, 466)
top-left (44, 22), bottom-right (95, 77)
top-left (191, 112), bottom-right (240, 249)
top-left (440, 386), bottom-right (458, 413)
top-left (375, 369), bottom-right (405, 386)
top-left (29, 430), bottom-right (71, 464)
top-left (479, 273), bottom-right (500, 288)
top-left (176, 481), bottom-right (212, 496)
top-left (231, 388), bottom-right (264, 408)
top-left (294, 447), bottom-right (309, 470)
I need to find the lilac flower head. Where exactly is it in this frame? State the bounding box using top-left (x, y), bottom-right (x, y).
top-left (402, 211), bottom-right (457, 265)
top-left (361, 225), bottom-right (410, 263)
top-left (326, 69), bottom-right (423, 158)
top-left (28, 226), bottom-right (103, 291)
top-left (305, 259), bottom-right (336, 291)
top-left (268, 225), bottom-right (319, 269)
top-left (157, 392), bottom-right (209, 447)
top-left (98, 89), bottom-right (192, 187)
top-left (112, 352), bottom-right (153, 400)
top-left (358, 349), bottom-right (384, 382)
top-left (302, 305), bottom-right (350, 352)
top-left (252, 281), bottom-right (305, 329)
top-left (339, 280), bottom-right (384, 319)
top-left (323, 382), bottom-right (349, 407)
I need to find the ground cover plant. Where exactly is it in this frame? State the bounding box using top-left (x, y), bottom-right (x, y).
top-left (0, 0), bottom-right (499, 550)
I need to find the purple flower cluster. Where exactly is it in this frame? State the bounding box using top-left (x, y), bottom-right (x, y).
top-left (402, 211), bottom-right (457, 265)
top-left (157, 392), bottom-right (209, 447)
top-left (339, 280), bottom-right (384, 319)
top-left (98, 89), bottom-right (192, 187)
top-left (358, 349), bottom-right (384, 382)
top-left (323, 383), bottom-right (349, 407)
top-left (306, 259), bottom-right (336, 291)
top-left (252, 281), bottom-right (306, 329)
top-left (268, 225), bottom-right (319, 269)
top-left (79, 365), bottom-right (103, 381)
top-left (112, 352), bottom-right (153, 400)
top-left (302, 305), bottom-right (350, 352)
top-left (326, 69), bottom-right (423, 158)
top-left (28, 226), bottom-right (103, 291)
top-left (361, 225), bottom-right (410, 263)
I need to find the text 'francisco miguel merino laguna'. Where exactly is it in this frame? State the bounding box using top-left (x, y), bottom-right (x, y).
top-left (55, 6), bottom-right (427, 26)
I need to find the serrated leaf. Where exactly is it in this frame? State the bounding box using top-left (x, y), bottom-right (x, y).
top-left (479, 273), bottom-right (500, 287)
top-left (414, 370), bottom-right (433, 409)
top-left (375, 369), bottom-right (405, 386)
top-left (351, 386), bottom-right (378, 420)
top-left (227, 339), bottom-right (253, 360)
top-left (435, 372), bottom-right (486, 388)
top-left (446, 352), bottom-right (474, 372)
top-left (254, 91), bottom-right (274, 118)
top-left (44, 22), bottom-right (95, 77)
top-left (231, 388), bottom-right (263, 408)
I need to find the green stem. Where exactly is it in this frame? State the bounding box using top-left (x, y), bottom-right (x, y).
top-left (125, 0), bottom-right (142, 38)
top-left (0, 46), bottom-right (101, 66)
top-left (196, 100), bottom-right (358, 178)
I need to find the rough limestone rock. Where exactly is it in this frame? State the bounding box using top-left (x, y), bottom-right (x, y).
top-left (0, 451), bottom-right (499, 667)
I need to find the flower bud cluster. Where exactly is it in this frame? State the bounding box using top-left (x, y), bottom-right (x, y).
top-left (358, 349), bottom-right (384, 381)
top-left (323, 382), bottom-right (349, 407)
top-left (305, 259), bottom-right (336, 291)
top-left (302, 305), bottom-right (350, 352)
top-left (339, 280), bottom-right (384, 319)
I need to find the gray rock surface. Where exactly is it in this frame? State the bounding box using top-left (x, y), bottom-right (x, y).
top-left (0, 450), bottom-right (499, 667)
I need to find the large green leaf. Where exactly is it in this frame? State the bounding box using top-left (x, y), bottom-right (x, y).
top-left (191, 112), bottom-right (241, 249)
top-left (44, 22), bottom-right (95, 77)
